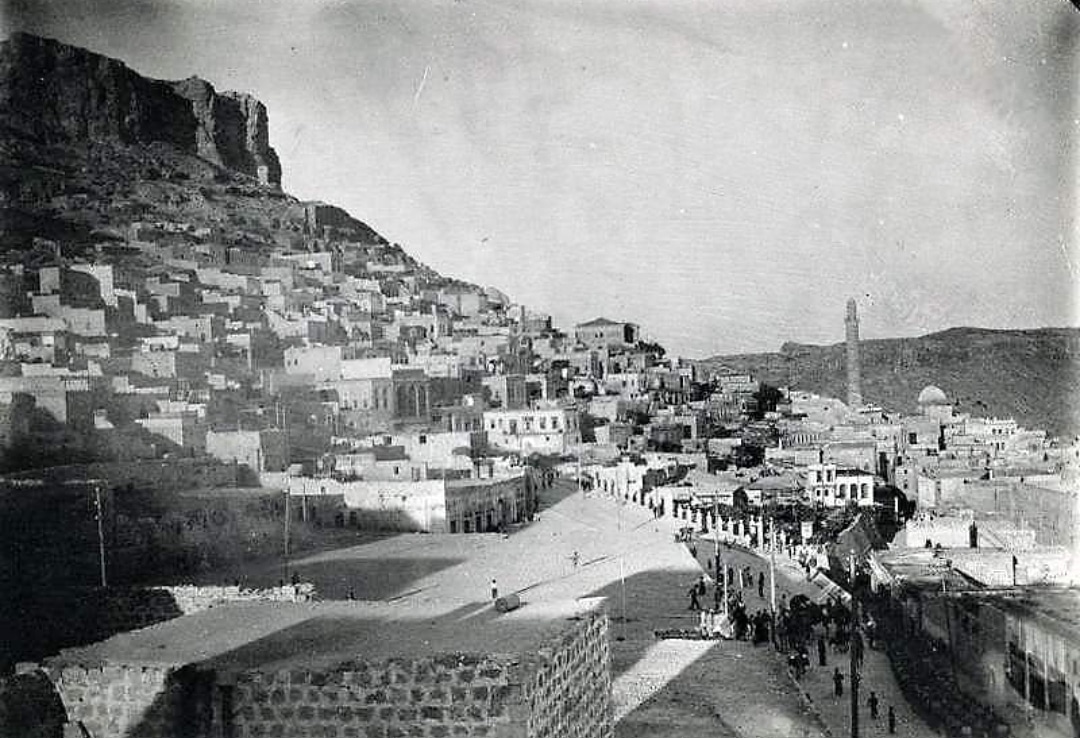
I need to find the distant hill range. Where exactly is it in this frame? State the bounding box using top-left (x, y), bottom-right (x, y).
top-left (697, 327), bottom-right (1080, 439)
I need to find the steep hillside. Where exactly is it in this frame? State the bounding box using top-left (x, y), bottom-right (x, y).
top-left (699, 327), bottom-right (1080, 439)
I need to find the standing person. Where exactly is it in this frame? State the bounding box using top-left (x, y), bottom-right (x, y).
top-left (690, 541), bottom-right (698, 560)
top-left (817, 634), bottom-right (827, 666)
top-left (868, 691), bottom-right (880, 720)
top-left (887, 705), bottom-right (896, 734)
top-left (833, 668), bottom-right (844, 698)
top-left (853, 628), bottom-right (865, 669)
top-left (688, 584), bottom-right (701, 612)
top-left (491, 579), bottom-right (499, 601)
top-left (758, 571), bottom-right (765, 598)
top-left (698, 574), bottom-right (707, 598)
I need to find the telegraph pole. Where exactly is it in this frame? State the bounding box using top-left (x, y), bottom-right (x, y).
top-left (715, 498), bottom-right (726, 613)
top-left (94, 483), bottom-right (107, 588)
top-left (851, 598), bottom-right (860, 738)
top-left (769, 510), bottom-right (777, 612)
top-left (283, 478), bottom-right (291, 581)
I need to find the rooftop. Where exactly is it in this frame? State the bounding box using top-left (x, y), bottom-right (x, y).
top-left (980, 588), bottom-right (1080, 643)
top-left (576, 317), bottom-right (622, 328)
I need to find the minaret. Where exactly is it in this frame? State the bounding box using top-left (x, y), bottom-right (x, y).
top-left (845, 298), bottom-right (862, 407)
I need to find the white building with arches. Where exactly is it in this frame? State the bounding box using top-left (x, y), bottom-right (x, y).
top-left (803, 462), bottom-right (875, 507)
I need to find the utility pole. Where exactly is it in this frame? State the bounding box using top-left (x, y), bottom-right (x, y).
top-left (715, 498), bottom-right (726, 613)
top-left (851, 597), bottom-right (860, 738)
top-left (769, 509), bottom-right (777, 613)
top-left (93, 483), bottom-right (107, 588)
top-left (283, 478), bottom-right (291, 581)
top-left (619, 555), bottom-right (628, 642)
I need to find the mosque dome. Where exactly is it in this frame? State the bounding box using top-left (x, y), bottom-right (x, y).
top-left (917, 385), bottom-right (949, 406)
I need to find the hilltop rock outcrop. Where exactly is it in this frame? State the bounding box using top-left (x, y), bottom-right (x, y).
top-left (171, 77), bottom-right (281, 187)
top-left (0, 32), bottom-right (281, 186)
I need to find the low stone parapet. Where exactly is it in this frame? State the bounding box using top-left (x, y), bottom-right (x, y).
top-left (155, 583), bottom-right (316, 614)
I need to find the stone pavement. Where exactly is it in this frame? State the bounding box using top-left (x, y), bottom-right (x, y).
top-left (688, 541), bottom-right (938, 738)
top-left (793, 646), bottom-right (933, 738)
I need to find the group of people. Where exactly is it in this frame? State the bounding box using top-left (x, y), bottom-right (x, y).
top-left (683, 542), bottom-right (902, 734)
top-left (685, 573), bottom-right (781, 645)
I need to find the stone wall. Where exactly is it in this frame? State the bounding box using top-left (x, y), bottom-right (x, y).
top-left (29, 603), bottom-right (609, 738)
top-left (160, 583), bottom-right (316, 614)
top-left (523, 607), bottom-right (612, 738)
top-left (228, 655), bottom-right (520, 738)
top-left (39, 663), bottom-right (208, 738)
top-left (228, 607), bottom-right (610, 738)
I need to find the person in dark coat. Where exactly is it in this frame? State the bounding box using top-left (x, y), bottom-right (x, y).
top-left (853, 629), bottom-right (865, 669)
top-left (868, 691), bottom-right (879, 719)
top-left (688, 584), bottom-right (701, 611)
top-left (833, 668), bottom-right (844, 698)
top-left (817, 634), bottom-right (827, 666)
top-left (757, 571), bottom-right (765, 598)
top-left (887, 705), bottom-right (896, 734)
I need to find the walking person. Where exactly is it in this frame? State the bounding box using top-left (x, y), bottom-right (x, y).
top-left (491, 579), bottom-right (498, 601)
top-left (868, 691), bottom-right (879, 720)
top-left (817, 634), bottom-right (827, 666)
top-left (758, 571), bottom-right (765, 598)
top-left (887, 705), bottom-right (896, 734)
top-left (833, 667), bottom-right (844, 698)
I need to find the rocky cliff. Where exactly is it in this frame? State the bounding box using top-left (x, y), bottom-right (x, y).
top-left (0, 33), bottom-right (281, 186)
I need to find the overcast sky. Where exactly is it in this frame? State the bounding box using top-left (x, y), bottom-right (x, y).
top-left (3, 0), bottom-right (1077, 356)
